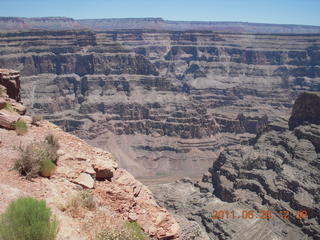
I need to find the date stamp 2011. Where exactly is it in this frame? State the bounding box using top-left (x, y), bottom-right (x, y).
top-left (211, 209), bottom-right (308, 220)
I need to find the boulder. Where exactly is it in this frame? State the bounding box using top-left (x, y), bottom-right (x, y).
top-left (0, 109), bottom-right (20, 129)
top-left (92, 148), bottom-right (118, 181)
top-left (92, 156), bottom-right (117, 181)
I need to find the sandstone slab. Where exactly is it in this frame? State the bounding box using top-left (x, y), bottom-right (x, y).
top-left (0, 109), bottom-right (19, 129)
top-left (72, 173), bottom-right (95, 189)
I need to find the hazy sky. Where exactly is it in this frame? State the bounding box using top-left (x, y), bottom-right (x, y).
top-left (1, 0), bottom-right (320, 26)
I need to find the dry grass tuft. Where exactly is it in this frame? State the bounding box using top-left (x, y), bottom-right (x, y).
top-left (15, 119), bottom-right (28, 136)
top-left (58, 190), bottom-right (96, 218)
top-left (14, 135), bottom-right (60, 179)
top-left (32, 115), bottom-right (43, 125)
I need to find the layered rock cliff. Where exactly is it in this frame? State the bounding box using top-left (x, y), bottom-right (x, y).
top-left (0, 29), bottom-right (319, 177)
top-left (151, 92), bottom-right (320, 240)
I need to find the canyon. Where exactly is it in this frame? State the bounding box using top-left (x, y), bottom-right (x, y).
top-left (0, 16), bottom-right (319, 239)
top-left (0, 26), bottom-right (319, 178)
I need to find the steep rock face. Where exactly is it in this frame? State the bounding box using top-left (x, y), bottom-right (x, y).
top-left (0, 69), bottom-right (27, 130)
top-left (289, 92), bottom-right (320, 129)
top-left (0, 30), bottom-right (319, 176)
top-left (0, 69), bottom-right (21, 101)
top-left (151, 93), bottom-right (320, 239)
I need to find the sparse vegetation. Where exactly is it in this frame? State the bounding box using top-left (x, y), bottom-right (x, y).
top-left (14, 135), bottom-right (60, 179)
top-left (124, 222), bottom-right (146, 240)
top-left (45, 134), bottom-right (60, 162)
top-left (96, 221), bottom-right (146, 240)
top-left (78, 189), bottom-right (96, 209)
top-left (59, 189), bottom-right (96, 215)
top-left (4, 102), bottom-right (15, 112)
top-left (15, 119), bottom-right (28, 136)
top-left (32, 115), bottom-right (43, 125)
top-left (0, 197), bottom-right (58, 240)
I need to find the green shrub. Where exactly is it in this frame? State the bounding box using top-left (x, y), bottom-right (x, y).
top-left (0, 197), bottom-right (58, 240)
top-left (125, 222), bottom-right (146, 240)
top-left (14, 135), bottom-right (60, 179)
top-left (5, 103), bottom-right (15, 112)
top-left (39, 159), bottom-right (56, 178)
top-left (15, 120), bottom-right (28, 136)
top-left (96, 221), bottom-right (146, 240)
top-left (32, 115), bottom-right (43, 125)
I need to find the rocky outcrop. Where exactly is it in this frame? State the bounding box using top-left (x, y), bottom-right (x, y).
top-left (0, 69), bottom-right (21, 101)
top-left (289, 92), bottom-right (320, 129)
top-left (0, 30), bottom-right (319, 177)
top-left (56, 137), bottom-right (180, 239)
top-left (95, 168), bottom-right (180, 239)
top-left (0, 69), bottom-right (27, 130)
top-left (210, 93), bottom-right (320, 239)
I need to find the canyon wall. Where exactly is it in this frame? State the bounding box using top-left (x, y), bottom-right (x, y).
top-left (0, 29), bottom-right (319, 177)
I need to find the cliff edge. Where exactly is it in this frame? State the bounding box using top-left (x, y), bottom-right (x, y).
top-left (0, 69), bottom-right (181, 239)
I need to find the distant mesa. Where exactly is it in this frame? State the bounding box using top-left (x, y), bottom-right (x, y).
top-left (1, 16), bottom-right (320, 33)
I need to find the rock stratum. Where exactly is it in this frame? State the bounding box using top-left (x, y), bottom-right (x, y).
top-left (0, 29), bottom-right (319, 177)
top-left (0, 69), bottom-right (181, 239)
top-left (151, 92), bottom-right (320, 240)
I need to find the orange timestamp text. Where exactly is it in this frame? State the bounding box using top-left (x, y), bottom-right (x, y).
top-left (211, 209), bottom-right (308, 220)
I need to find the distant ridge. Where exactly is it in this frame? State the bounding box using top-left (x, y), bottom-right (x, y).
top-left (1, 16), bottom-right (320, 33)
